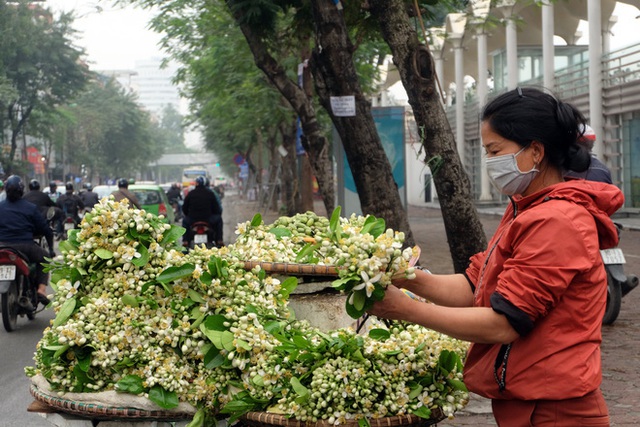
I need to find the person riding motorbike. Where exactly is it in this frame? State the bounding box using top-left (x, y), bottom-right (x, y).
top-left (166, 182), bottom-right (183, 221)
top-left (45, 180), bottom-right (62, 203)
top-left (79, 182), bottom-right (100, 211)
top-left (0, 176), bottom-right (55, 307)
top-left (23, 179), bottom-right (64, 238)
top-left (56, 182), bottom-right (84, 226)
top-left (564, 124), bottom-right (613, 183)
top-left (111, 178), bottom-right (141, 209)
top-left (182, 176), bottom-right (224, 247)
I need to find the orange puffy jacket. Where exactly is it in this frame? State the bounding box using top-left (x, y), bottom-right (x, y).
top-left (464, 180), bottom-right (624, 400)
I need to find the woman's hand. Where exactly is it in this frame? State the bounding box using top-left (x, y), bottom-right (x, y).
top-left (367, 285), bottom-right (417, 322)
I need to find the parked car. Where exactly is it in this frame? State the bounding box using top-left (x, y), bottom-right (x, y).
top-left (92, 184), bottom-right (175, 223)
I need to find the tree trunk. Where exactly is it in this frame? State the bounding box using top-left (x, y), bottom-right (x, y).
top-left (368, 0), bottom-right (487, 273)
top-left (309, 0), bottom-right (415, 247)
top-left (225, 0), bottom-right (335, 216)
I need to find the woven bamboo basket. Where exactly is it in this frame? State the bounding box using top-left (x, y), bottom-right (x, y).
top-left (243, 261), bottom-right (340, 277)
top-left (240, 410), bottom-right (446, 427)
top-left (29, 384), bottom-right (194, 421)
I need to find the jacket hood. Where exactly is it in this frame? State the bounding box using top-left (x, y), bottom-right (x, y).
top-left (515, 180), bottom-right (624, 249)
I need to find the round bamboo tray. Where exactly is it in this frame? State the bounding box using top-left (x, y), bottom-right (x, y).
top-left (29, 384), bottom-right (194, 421)
top-left (243, 261), bottom-right (340, 277)
top-left (240, 410), bottom-right (445, 427)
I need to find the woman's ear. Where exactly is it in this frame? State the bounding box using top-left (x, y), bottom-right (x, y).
top-left (530, 141), bottom-right (545, 164)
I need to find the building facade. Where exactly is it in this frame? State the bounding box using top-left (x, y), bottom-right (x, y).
top-left (393, 0), bottom-right (640, 209)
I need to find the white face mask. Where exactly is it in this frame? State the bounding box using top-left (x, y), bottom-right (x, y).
top-left (485, 147), bottom-right (539, 195)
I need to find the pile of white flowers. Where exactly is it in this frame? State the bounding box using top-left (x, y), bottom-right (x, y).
top-left (231, 208), bottom-right (421, 318)
top-left (26, 199), bottom-right (469, 427)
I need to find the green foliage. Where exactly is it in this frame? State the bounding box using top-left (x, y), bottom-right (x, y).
top-left (0, 1), bottom-right (90, 174)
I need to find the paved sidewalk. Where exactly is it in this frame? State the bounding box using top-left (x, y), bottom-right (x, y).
top-left (221, 192), bottom-right (640, 426)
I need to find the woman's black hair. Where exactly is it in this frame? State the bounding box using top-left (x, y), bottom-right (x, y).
top-left (481, 87), bottom-right (591, 172)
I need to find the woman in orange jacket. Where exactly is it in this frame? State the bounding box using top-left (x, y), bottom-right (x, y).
top-left (369, 87), bottom-right (623, 426)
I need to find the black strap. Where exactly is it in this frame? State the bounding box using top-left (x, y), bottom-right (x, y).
top-left (494, 343), bottom-right (512, 392)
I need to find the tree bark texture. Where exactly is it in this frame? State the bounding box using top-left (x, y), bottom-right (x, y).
top-left (309, 0), bottom-right (415, 247)
top-left (225, 0), bottom-right (335, 215)
top-left (368, 0), bottom-right (487, 273)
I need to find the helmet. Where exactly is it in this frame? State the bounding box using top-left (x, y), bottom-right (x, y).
top-left (128, 178), bottom-right (135, 185)
top-left (65, 182), bottom-right (74, 191)
top-left (0, 180), bottom-right (4, 188)
top-left (49, 180), bottom-right (57, 189)
top-left (83, 182), bottom-right (93, 191)
top-left (117, 178), bottom-right (129, 188)
top-left (195, 176), bottom-right (206, 187)
top-left (578, 124), bottom-right (596, 151)
top-left (5, 175), bottom-right (24, 201)
top-left (29, 179), bottom-right (40, 191)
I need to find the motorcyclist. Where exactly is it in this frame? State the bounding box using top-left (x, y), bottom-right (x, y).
top-left (111, 178), bottom-right (141, 209)
top-left (79, 182), bottom-right (100, 211)
top-left (0, 176), bottom-right (55, 307)
top-left (565, 124), bottom-right (613, 183)
top-left (166, 182), bottom-right (183, 221)
top-left (182, 176), bottom-right (224, 247)
top-left (23, 179), bottom-right (64, 238)
top-left (45, 181), bottom-right (62, 203)
top-left (56, 182), bottom-right (84, 226)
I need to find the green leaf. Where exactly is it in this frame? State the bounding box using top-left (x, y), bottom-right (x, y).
top-left (52, 298), bottom-right (77, 328)
top-left (290, 377), bottom-right (309, 398)
top-left (58, 240), bottom-right (76, 254)
top-left (447, 378), bottom-right (468, 392)
top-left (148, 385), bottom-right (179, 409)
top-left (269, 227), bottom-right (292, 239)
top-left (220, 398), bottom-right (258, 421)
top-left (329, 206), bottom-right (342, 242)
top-left (185, 408), bottom-right (206, 427)
top-left (250, 213), bottom-right (262, 227)
top-left (345, 299), bottom-right (366, 319)
top-left (252, 375), bottom-right (265, 387)
top-left (368, 328), bottom-right (391, 341)
top-left (332, 276), bottom-right (357, 291)
top-left (278, 276), bottom-right (298, 299)
top-left (157, 264), bottom-right (195, 284)
top-left (76, 352), bottom-right (92, 372)
top-left (204, 346), bottom-right (225, 369)
top-left (94, 248), bottom-right (113, 259)
top-left (72, 364), bottom-right (91, 391)
top-left (160, 225), bottom-right (186, 244)
top-left (121, 294), bottom-right (139, 308)
top-left (187, 289), bottom-right (205, 303)
top-left (53, 344), bottom-right (70, 359)
top-left (411, 406), bottom-right (432, 419)
top-left (408, 383), bottom-right (423, 399)
top-left (203, 314), bottom-right (228, 331)
top-left (131, 244), bottom-right (149, 267)
top-left (294, 243), bottom-right (317, 263)
top-left (115, 375), bottom-right (145, 395)
top-left (358, 417), bottom-right (371, 427)
top-left (236, 339), bottom-right (251, 351)
top-left (352, 290), bottom-right (366, 311)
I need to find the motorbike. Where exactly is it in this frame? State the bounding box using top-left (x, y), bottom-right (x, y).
top-left (0, 246), bottom-right (40, 332)
top-left (61, 215), bottom-right (78, 240)
top-left (169, 198), bottom-right (183, 222)
top-left (601, 224), bottom-right (639, 325)
top-left (188, 221), bottom-right (216, 249)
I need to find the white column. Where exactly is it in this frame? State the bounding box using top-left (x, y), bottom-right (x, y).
top-left (476, 30), bottom-right (492, 200)
top-left (505, 17), bottom-right (518, 89)
top-left (451, 36), bottom-right (466, 163)
top-left (588, 0), bottom-right (604, 159)
top-left (541, 0), bottom-right (555, 91)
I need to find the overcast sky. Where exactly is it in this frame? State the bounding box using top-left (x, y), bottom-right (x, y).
top-left (45, 0), bottom-right (640, 71)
